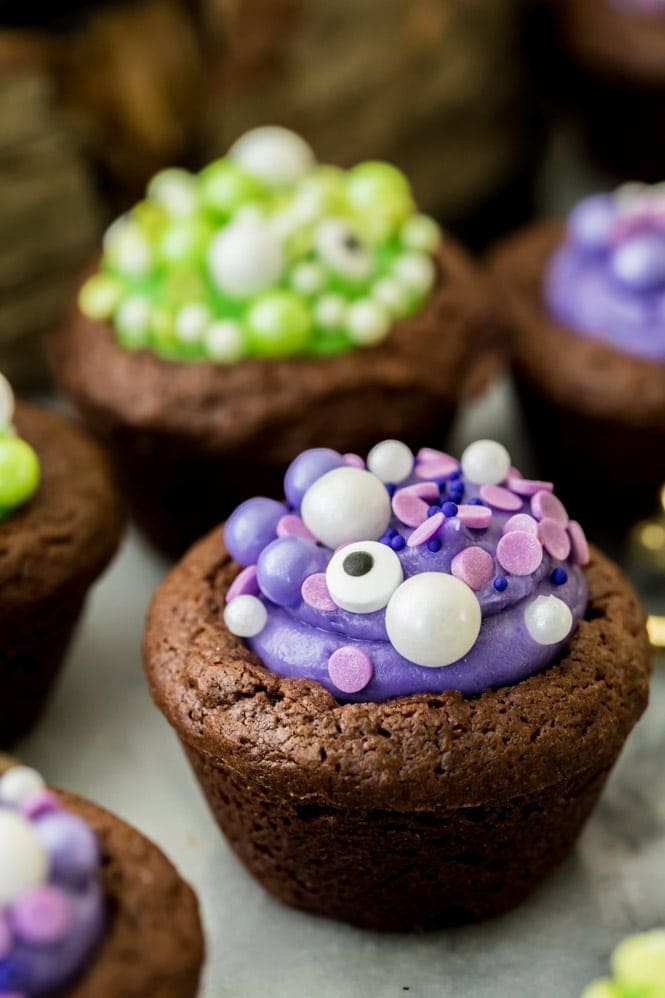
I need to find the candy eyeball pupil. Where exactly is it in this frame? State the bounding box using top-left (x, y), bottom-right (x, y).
top-left (343, 551), bottom-right (374, 577)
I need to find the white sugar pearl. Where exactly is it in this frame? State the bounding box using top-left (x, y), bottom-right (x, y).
top-left (524, 595), bottom-right (573, 645)
top-left (372, 277), bottom-right (410, 317)
top-left (208, 221), bottom-right (284, 298)
top-left (205, 320), bottom-right (246, 363)
top-left (291, 261), bottom-right (325, 296)
top-left (301, 467), bottom-right (391, 549)
top-left (385, 573), bottom-right (481, 668)
top-left (147, 168), bottom-right (198, 217)
top-left (104, 221), bottom-right (152, 278)
top-left (314, 294), bottom-right (346, 329)
top-left (367, 439), bottom-right (414, 484)
top-left (175, 303), bottom-right (210, 344)
top-left (116, 296), bottom-right (151, 339)
top-left (0, 811), bottom-right (48, 905)
top-left (0, 371), bottom-right (15, 429)
top-left (347, 300), bottom-right (391, 346)
top-left (401, 214), bottom-right (440, 253)
top-left (0, 766), bottom-right (45, 806)
top-left (326, 540), bottom-right (403, 614)
top-left (229, 126), bottom-right (316, 188)
top-left (461, 439), bottom-right (511, 486)
top-left (393, 252), bottom-right (436, 296)
top-left (224, 595), bottom-right (268, 637)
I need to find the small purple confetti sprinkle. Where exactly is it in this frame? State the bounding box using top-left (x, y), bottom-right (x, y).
top-left (407, 511), bottom-right (445, 547)
top-left (226, 565), bottom-right (259, 603)
top-left (342, 453), bottom-right (365, 468)
top-left (457, 504), bottom-right (492, 529)
top-left (537, 517), bottom-right (572, 560)
top-left (19, 790), bottom-right (61, 820)
top-left (415, 449), bottom-right (459, 479)
top-left (451, 546), bottom-right (494, 591)
top-left (301, 573), bottom-right (337, 611)
top-left (496, 530), bottom-right (543, 576)
top-left (503, 513), bottom-right (538, 535)
top-left (531, 490), bottom-right (569, 525)
top-left (479, 484), bottom-right (522, 512)
top-left (427, 538), bottom-right (442, 552)
top-left (391, 535), bottom-right (406, 551)
top-left (507, 476), bottom-right (554, 496)
top-left (392, 488), bottom-right (429, 527)
top-left (494, 576), bottom-right (508, 592)
top-left (441, 501), bottom-right (458, 517)
top-left (276, 513), bottom-right (316, 542)
top-left (551, 567), bottom-right (568, 586)
top-left (328, 646), bottom-right (373, 694)
top-left (402, 481), bottom-right (439, 501)
top-left (568, 520), bottom-right (590, 565)
top-left (10, 886), bottom-right (71, 946)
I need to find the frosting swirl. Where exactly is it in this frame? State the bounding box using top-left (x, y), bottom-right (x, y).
top-left (223, 440), bottom-right (589, 702)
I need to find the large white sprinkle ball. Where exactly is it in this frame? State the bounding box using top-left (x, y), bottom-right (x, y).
top-left (229, 126), bottom-right (316, 188)
top-left (0, 810), bottom-right (48, 906)
top-left (385, 573), bottom-right (481, 668)
top-left (524, 595), bottom-right (573, 645)
top-left (367, 439), bottom-right (414, 484)
top-left (223, 595), bottom-right (268, 638)
top-left (461, 439), bottom-right (511, 486)
top-left (301, 467), bottom-right (391, 549)
top-left (208, 221), bottom-right (284, 298)
top-left (0, 766), bottom-right (45, 807)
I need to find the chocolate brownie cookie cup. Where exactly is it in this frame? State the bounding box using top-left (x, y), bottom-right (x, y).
top-left (0, 374), bottom-right (123, 745)
top-left (145, 438), bottom-right (651, 931)
top-left (53, 126), bottom-right (499, 558)
top-left (492, 183), bottom-right (665, 528)
top-left (0, 763), bottom-right (204, 996)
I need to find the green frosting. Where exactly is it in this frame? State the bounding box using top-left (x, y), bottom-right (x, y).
top-left (79, 126), bottom-right (441, 362)
top-left (582, 929), bottom-right (665, 998)
top-left (0, 374), bottom-right (40, 520)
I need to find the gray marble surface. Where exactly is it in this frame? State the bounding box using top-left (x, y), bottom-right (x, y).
top-left (15, 379), bottom-right (665, 998)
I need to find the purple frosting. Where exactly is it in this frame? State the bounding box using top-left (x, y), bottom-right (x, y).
top-left (545, 186), bottom-right (665, 361)
top-left (0, 771), bottom-right (105, 996)
top-left (223, 444), bottom-right (590, 703)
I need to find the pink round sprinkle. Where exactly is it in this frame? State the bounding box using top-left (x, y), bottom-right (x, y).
top-left (537, 517), bottom-right (571, 560)
top-left (568, 520), bottom-right (590, 565)
top-left (503, 513), bottom-right (538, 535)
top-left (301, 573), bottom-right (337, 611)
top-left (20, 790), bottom-right (61, 820)
top-left (407, 511), bottom-right (445, 547)
top-left (401, 481), bottom-right (439, 501)
top-left (226, 565), bottom-right (259, 603)
top-left (415, 448), bottom-right (459, 479)
top-left (10, 886), bottom-right (71, 946)
top-left (457, 504), bottom-right (492, 529)
top-left (0, 913), bottom-right (11, 959)
top-left (277, 513), bottom-right (316, 542)
top-left (496, 530), bottom-right (543, 576)
top-left (328, 646), bottom-right (373, 694)
top-left (531, 490), bottom-right (569, 525)
top-left (392, 488), bottom-right (428, 527)
top-left (451, 546), bottom-right (494, 591)
top-left (479, 484), bottom-right (522, 511)
top-left (508, 476), bottom-right (554, 496)
top-left (342, 452), bottom-right (365, 468)
top-left (509, 466), bottom-right (523, 479)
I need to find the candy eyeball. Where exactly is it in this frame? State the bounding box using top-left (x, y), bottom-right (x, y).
top-left (224, 594), bottom-right (268, 637)
top-left (385, 572), bottom-right (481, 668)
top-left (0, 371), bottom-right (15, 429)
top-left (228, 126), bottom-right (316, 188)
top-left (326, 540), bottom-right (403, 613)
top-left (208, 220), bottom-right (284, 298)
top-left (461, 440), bottom-right (511, 486)
top-left (315, 220), bottom-right (373, 281)
top-left (366, 440), bottom-right (414, 484)
top-left (524, 595), bottom-right (572, 645)
top-left (301, 467), bottom-right (391, 549)
top-left (0, 810), bottom-right (48, 905)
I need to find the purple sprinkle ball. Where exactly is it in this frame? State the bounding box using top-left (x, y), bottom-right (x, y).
top-left (441, 501), bottom-right (458, 517)
top-left (496, 530), bottom-right (544, 576)
top-left (301, 572), bottom-right (336, 611)
top-left (257, 537), bottom-right (327, 607)
top-left (407, 511), bottom-right (445, 547)
top-left (479, 484), bottom-right (522, 512)
top-left (327, 646), bottom-right (373, 694)
top-left (35, 812), bottom-right (100, 887)
top-left (225, 565), bottom-right (260, 603)
top-left (451, 546), bottom-right (494, 591)
top-left (537, 517), bottom-right (572, 561)
top-left (10, 886), bottom-right (71, 946)
top-left (531, 490), bottom-right (569, 525)
top-left (224, 497), bottom-right (285, 566)
top-left (284, 448), bottom-right (343, 507)
top-left (391, 535), bottom-right (406, 551)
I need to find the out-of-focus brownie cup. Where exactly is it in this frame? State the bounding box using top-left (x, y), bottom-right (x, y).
top-left (52, 126), bottom-right (499, 559)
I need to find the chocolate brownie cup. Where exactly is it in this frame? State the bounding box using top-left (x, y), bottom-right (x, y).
top-left (0, 763), bottom-right (204, 996)
top-left (492, 185), bottom-right (665, 528)
top-left (144, 438), bottom-right (651, 931)
top-left (0, 378), bottom-right (123, 745)
top-left (52, 126), bottom-right (499, 558)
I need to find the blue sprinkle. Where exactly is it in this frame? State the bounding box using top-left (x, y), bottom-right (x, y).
top-left (493, 576), bottom-right (508, 592)
top-left (427, 538), bottom-right (442, 552)
top-left (441, 501), bottom-right (458, 517)
top-left (449, 470), bottom-right (462, 480)
top-left (427, 505), bottom-right (441, 517)
top-left (449, 489), bottom-right (464, 501)
top-left (385, 483), bottom-right (396, 497)
top-left (391, 535), bottom-right (406, 551)
top-left (468, 497), bottom-right (484, 506)
top-left (551, 567), bottom-right (568, 586)
top-left (387, 528), bottom-right (398, 538)
top-left (434, 477), bottom-right (447, 489)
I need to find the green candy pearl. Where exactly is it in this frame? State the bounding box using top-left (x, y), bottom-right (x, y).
top-left (0, 436), bottom-right (40, 508)
top-left (199, 160), bottom-right (266, 218)
top-left (78, 274), bottom-right (122, 321)
top-left (613, 930), bottom-right (665, 989)
top-left (345, 161), bottom-right (415, 237)
top-left (247, 291), bottom-right (311, 357)
top-left (159, 218), bottom-right (213, 267)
